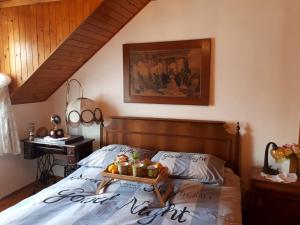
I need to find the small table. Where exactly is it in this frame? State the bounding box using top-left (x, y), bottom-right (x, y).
top-left (23, 138), bottom-right (94, 184)
top-left (98, 167), bottom-right (173, 207)
top-left (249, 168), bottom-right (300, 225)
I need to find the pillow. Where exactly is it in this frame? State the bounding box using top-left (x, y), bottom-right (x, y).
top-left (151, 151), bottom-right (225, 185)
top-left (77, 144), bottom-right (157, 168)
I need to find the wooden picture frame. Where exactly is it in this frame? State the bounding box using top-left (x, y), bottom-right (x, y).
top-left (123, 39), bottom-right (211, 105)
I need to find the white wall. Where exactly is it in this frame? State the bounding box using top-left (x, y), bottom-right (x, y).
top-left (0, 102), bottom-right (49, 198)
top-left (47, 0), bottom-right (300, 189)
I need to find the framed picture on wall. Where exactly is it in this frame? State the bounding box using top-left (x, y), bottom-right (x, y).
top-left (123, 39), bottom-right (211, 105)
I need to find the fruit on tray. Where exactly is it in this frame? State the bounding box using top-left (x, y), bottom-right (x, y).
top-left (106, 152), bottom-right (165, 177)
top-left (111, 167), bottom-right (118, 174)
top-left (153, 162), bottom-right (162, 170)
top-left (107, 164), bottom-right (118, 174)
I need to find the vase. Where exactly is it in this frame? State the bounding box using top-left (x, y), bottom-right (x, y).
top-left (280, 155), bottom-right (298, 174)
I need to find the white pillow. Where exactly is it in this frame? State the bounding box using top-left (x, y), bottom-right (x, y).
top-left (151, 151), bottom-right (225, 185)
top-left (78, 144), bottom-right (157, 169)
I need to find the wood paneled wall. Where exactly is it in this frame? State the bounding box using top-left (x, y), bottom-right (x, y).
top-left (10, 0), bottom-right (151, 104)
top-left (0, 0), bottom-right (101, 92)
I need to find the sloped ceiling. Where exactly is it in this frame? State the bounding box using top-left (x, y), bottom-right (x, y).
top-left (0, 0), bottom-right (103, 98)
top-left (0, 0), bottom-right (151, 104)
top-left (0, 0), bottom-right (60, 8)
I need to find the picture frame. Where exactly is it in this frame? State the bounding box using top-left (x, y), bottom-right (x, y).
top-left (123, 39), bottom-right (211, 105)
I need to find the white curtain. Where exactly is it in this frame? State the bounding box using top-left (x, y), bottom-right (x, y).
top-left (0, 73), bottom-right (21, 155)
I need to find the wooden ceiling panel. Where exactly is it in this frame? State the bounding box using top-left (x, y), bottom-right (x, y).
top-left (0, 0), bottom-right (104, 93)
top-left (11, 0), bottom-right (151, 104)
top-left (0, 0), bottom-right (61, 8)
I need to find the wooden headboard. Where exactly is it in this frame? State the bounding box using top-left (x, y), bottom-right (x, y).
top-left (103, 116), bottom-right (240, 175)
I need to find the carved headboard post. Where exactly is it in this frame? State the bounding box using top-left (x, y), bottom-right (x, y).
top-left (235, 122), bottom-right (241, 175)
top-left (99, 113), bottom-right (104, 148)
top-left (100, 122), bottom-right (104, 148)
top-left (298, 122), bottom-right (300, 145)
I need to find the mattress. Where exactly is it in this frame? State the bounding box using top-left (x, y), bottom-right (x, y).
top-left (0, 167), bottom-right (242, 225)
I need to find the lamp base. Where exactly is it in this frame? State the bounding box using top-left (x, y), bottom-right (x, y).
top-left (262, 166), bottom-right (279, 175)
top-left (263, 142), bottom-right (280, 175)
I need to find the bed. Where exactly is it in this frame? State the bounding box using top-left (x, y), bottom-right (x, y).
top-left (0, 116), bottom-right (242, 225)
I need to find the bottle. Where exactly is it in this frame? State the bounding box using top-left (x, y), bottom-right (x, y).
top-left (28, 123), bottom-right (35, 141)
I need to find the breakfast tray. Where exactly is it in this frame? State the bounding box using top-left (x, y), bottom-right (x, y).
top-left (97, 167), bottom-right (173, 207)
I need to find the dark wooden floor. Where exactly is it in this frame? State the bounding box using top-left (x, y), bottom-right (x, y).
top-left (0, 182), bottom-right (35, 212)
top-left (0, 177), bottom-right (62, 212)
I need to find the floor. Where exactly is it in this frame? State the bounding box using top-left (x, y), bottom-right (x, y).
top-left (0, 182), bottom-right (35, 212)
top-left (0, 177), bottom-right (61, 212)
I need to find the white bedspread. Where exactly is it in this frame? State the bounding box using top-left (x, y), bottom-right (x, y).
top-left (0, 167), bottom-right (242, 225)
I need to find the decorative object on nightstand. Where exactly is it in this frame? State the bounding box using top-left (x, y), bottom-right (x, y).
top-left (271, 143), bottom-right (300, 174)
top-left (262, 142), bottom-right (280, 175)
top-left (28, 122), bottom-right (35, 141)
top-left (263, 142), bottom-right (300, 175)
top-left (49, 114), bottom-right (64, 138)
top-left (65, 78), bottom-right (104, 145)
top-left (249, 168), bottom-right (300, 225)
top-left (36, 127), bottom-right (48, 138)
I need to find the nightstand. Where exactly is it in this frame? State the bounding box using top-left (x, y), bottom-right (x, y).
top-left (23, 138), bottom-right (94, 179)
top-left (249, 168), bottom-right (300, 225)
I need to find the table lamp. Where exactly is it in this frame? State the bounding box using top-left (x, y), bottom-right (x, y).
top-left (65, 79), bottom-right (104, 144)
top-left (263, 142), bottom-right (280, 175)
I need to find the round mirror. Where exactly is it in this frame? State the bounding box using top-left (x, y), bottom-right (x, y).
top-left (94, 108), bottom-right (102, 123)
top-left (68, 110), bottom-right (80, 127)
top-left (81, 109), bottom-right (94, 124)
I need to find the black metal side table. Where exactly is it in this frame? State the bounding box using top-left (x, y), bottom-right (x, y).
top-left (22, 137), bottom-right (94, 188)
top-left (36, 153), bottom-right (55, 185)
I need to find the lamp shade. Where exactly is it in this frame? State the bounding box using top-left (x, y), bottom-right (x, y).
top-left (66, 97), bottom-right (103, 127)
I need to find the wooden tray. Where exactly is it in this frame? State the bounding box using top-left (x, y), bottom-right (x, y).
top-left (101, 167), bottom-right (168, 185)
top-left (97, 166), bottom-right (173, 207)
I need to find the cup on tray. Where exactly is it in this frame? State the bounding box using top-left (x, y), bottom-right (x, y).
top-left (132, 163), bottom-right (144, 177)
top-left (147, 165), bottom-right (159, 178)
top-left (117, 162), bottom-right (129, 175)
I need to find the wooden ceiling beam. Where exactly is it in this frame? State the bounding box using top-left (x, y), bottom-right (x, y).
top-left (0, 0), bottom-right (61, 8)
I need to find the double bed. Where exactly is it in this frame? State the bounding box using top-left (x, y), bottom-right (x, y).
top-left (0, 116), bottom-right (242, 225)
